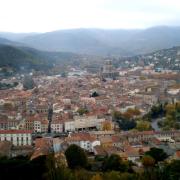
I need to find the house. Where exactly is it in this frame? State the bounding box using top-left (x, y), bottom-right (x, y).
top-left (41, 119), bottom-right (48, 133)
top-left (64, 120), bottom-right (75, 132)
top-left (0, 119), bottom-right (19, 130)
top-left (25, 116), bottom-right (35, 131)
top-left (174, 150), bottom-right (180, 160)
top-left (0, 141), bottom-right (12, 157)
top-left (112, 136), bottom-right (125, 147)
top-left (99, 136), bottom-right (113, 147)
top-left (51, 120), bottom-right (63, 133)
top-left (93, 145), bottom-right (107, 156)
top-left (90, 130), bottom-right (115, 139)
top-left (66, 133), bottom-right (100, 152)
top-left (125, 131), bottom-right (155, 142)
top-left (0, 119), bottom-right (8, 130)
top-left (25, 114), bottom-right (48, 133)
top-left (93, 145), bottom-right (124, 158)
top-left (124, 145), bottom-right (140, 163)
top-left (74, 115), bottom-right (105, 131)
top-left (31, 137), bottom-right (53, 160)
top-left (52, 138), bottom-right (69, 153)
top-left (0, 130), bottom-right (32, 146)
top-left (33, 120), bottom-right (41, 133)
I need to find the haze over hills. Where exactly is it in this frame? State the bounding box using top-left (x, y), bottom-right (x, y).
top-left (0, 25), bottom-right (180, 72)
top-left (1, 26), bottom-right (180, 56)
top-left (0, 32), bottom-right (39, 41)
top-left (0, 44), bottom-right (81, 72)
top-left (0, 37), bottom-right (24, 47)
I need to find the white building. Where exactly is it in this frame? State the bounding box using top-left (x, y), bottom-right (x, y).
top-left (33, 120), bottom-right (41, 133)
top-left (66, 133), bottom-right (100, 152)
top-left (64, 120), bottom-right (75, 132)
top-left (51, 121), bottom-right (63, 133)
top-left (64, 116), bottom-right (105, 132)
top-left (0, 130), bottom-right (32, 146)
top-left (74, 115), bottom-right (105, 131)
top-left (167, 88), bottom-right (180, 95)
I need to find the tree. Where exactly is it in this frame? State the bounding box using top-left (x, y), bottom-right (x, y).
top-left (102, 154), bottom-right (127, 172)
top-left (112, 111), bottom-right (122, 120)
top-left (140, 163), bottom-right (159, 180)
top-left (145, 148), bottom-right (168, 163)
top-left (176, 102), bottom-right (180, 113)
top-left (61, 71), bottom-right (67, 78)
top-left (91, 174), bottom-right (102, 180)
top-left (45, 154), bottom-right (57, 180)
top-left (149, 103), bottom-right (165, 119)
top-left (165, 160), bottom-right (180, 180)
top-left (142, 155), bottom-right (155, 168)
top-left (65, 144), bottom-right (88, 169)
top-left (74, 169), bottom-right (93, 180)
top-left (23, 75), bottom-right (35, 90)
top-left (103, 171), bottom-right (121, 180)
top-left (161, 102), bottom-right (180, 129)
top-left (3, 102), bottom-right (14, 111)
top-left (77, 108), bottom-right (89, 116)
top-left (133, 108), bottom-right (141, 116)
top-left (0, 155), bottom-right (48, 180)
top-left (123, 111), bottom-right (133, 120)
top-left (118, 119), bottom-right (137, 131)
top-left (55, 166), bottom-right (75, 180)
top-left (165, 104), bottom-right (176, 116)
top-left (136, 121), bottom-right (151, 131)
top-left (113, 108), bottom-right (140, 122)
top-left (126, 108), bottom-right (141, 117)
top-left (102, 121), bottom-right (112, 131)
top-left (91, 91), bottom-right (99, 97)
top-left (112, 110), bottom-right (136, 130)
top-left (140, 76), bottom-right (146, 80)
top-left (103, 171), bottom-right (135, 180)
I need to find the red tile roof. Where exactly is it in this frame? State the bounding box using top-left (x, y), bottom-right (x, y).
top-left (66, 133), bottom-right (96, 142)
top-left (176, 151), bottom-right (180, 158)
top-left (0, 130), bottom-right (32, 134)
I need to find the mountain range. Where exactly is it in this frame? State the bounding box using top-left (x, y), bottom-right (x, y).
top-left (0, 26), bottom-right (180, 73)
top-left (1, 26), bottom-right (180, 56)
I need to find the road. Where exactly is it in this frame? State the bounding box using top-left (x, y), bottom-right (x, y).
top-left (151, 118), bottom-right (162, 131)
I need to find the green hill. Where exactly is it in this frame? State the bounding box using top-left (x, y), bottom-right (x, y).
top-left (0, 44), bottom-right (80, 73)
top-left (0, 44), bottom-right (52, 71)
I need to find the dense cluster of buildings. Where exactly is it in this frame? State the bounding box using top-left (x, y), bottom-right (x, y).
top-left (0, 62), bottom-right (179, 164)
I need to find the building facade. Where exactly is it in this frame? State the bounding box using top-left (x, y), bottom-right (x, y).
top-left (0, 130), bottom-right (32, 146)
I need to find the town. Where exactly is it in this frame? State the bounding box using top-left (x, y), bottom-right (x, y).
top-left (0, 57), bottom-right (180, 178)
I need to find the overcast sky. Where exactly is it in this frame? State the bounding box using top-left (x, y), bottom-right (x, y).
top-left (0, 0), bottom-right (180, 32)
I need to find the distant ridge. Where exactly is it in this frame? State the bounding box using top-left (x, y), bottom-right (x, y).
top-left (0, 37), bottom-right (23, 47)
top-left (1, 26), bottom-right (180, 56)
top-left (5, 26), bottom-right (180, 56)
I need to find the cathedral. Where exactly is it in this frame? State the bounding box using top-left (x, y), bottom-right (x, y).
top-left (100, 60), bottom-right (119, 80)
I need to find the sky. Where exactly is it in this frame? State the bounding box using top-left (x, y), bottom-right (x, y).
top-left (0, 0), bottom-right (180, 33)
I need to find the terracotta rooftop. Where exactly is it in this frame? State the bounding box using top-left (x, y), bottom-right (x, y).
top-left (0, 130), bottom-right (32, 134)
top-left (176, 150), bottom-right (180, 158)
top-left (66, 133), bottom-right (96, 142)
